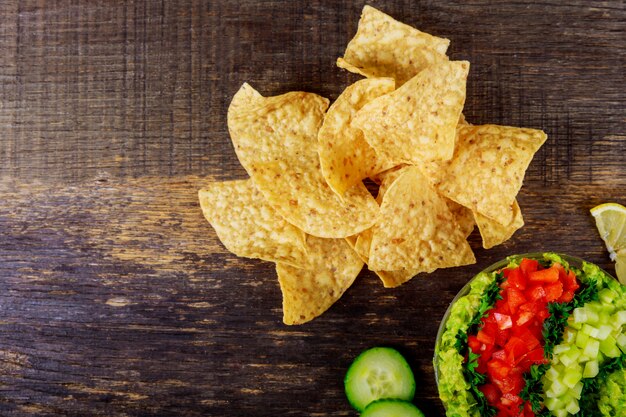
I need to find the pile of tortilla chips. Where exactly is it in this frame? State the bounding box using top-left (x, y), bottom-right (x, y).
top-left (199, 6), bottom-right (547, 325)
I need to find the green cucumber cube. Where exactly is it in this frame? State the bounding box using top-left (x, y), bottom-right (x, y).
top-left (575, 331), bottom-right (590, 349)
top-left (599, 335), bottom-right (621, 358)
top-left (583, 360), bottom-right (599, 378)
top-left (563, 366), bottom-right (583, 389)
top-left (583, 339), bottom-right (600, 358)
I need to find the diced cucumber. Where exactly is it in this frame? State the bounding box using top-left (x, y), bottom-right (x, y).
top-left (563, 366), bottom-right (582, 389)
top-left (599, 335), bottom-right (621, 358)
top-left (596, 325), bottom-right (613, 340)
top-left (575, 331), bottom-right (589, 349)
top-left (615, 310), bottom-right (626, 326)
top-left (360, 399), bottom-right (425, 417)
top-left (550, 379), bottom-right (568, 397)
top-left (565, 398), bottom-right (580, 414)
top-left (554, 409), bottom-right (568, 417)
top-left (572, 381), bottom-right (583, 399)
top-left (583, 360), bottom-right (599, 378)
top-left (562, 328), bottom-right (577, 344)
top-left (344, 347), bottom-right (415, 411)
top-left (544, 396), bottom-right (563, 410)
top-left (560, 346), bottom-right (581, 367)
top-left (573, 308), bottom-right (587, 324)
top-left (617, 333), bottom-right (626, 351)
top-left (554, 344), bottom-right (570, 355)
top-left (583, 339), bottom-right (600, 358)
top-left (545, 366), bottom-right (560, 381)
top-left (581, 323), bottom-right (598, 338)
top-left (599, 288), bottom-right (617, 304)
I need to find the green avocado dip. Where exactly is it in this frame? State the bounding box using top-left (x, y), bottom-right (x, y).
top-left (434, 253), bottom-right (626, 417)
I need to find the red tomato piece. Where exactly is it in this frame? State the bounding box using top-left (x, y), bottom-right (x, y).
top-left (507, 288), bottom-right (526, 315)
top-left (480, 383), bottom-right (501, 405)
top-left (527, 286), bottom-right (546, 302)
top-left (524, 401), bottom-right (535, 417)
top-left (559, 289), bottom-right (575, 303)
top-left (501, 393), bottom-right (523, 407)
top-left (494, 298), bottom-right (511, 316)
top-left (528, 266), bottom-right (559, 283)
top-left (544, 281), bottom-right (564, 302)
top-left (563, 270), bottom-right (580, 292)
top-left (516, 311), bottom-right (534, 327)
top-left (468, 335), bottom-right (482, 354)
top-left (505, 267), bottom-right (527, 290)
top-left (517, 347), bottom-right (548, 368)
top-left (492, 349), bottom-right (507, 362)
top-left (495, 312), bottom-right (513, 330)
top-left (496, 328), bottom-right (511, 347)
top-left (504, 336), bottom-right (528, 365)
top-left (514, 327), bottom-right (540, 350)
top-left (488, 359), bottom-right (511, 381)
top-left (478, 328), bottom-right (496, 346)
top-left (519, 258), bottom-right (539, 276)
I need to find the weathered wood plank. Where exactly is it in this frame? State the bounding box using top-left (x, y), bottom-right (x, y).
top-left (0, 0), bottom-right (624, 416)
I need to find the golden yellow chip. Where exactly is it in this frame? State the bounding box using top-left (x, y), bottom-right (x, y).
top-left (368, 166), bottom-right (475, 272)
top-left (436, 124), bottom-right (547, 225)
top-left (228, 83), bottom-right (380, 238)
top-left (318, 78), bottom-right (396, 196)
top-left (198, 180), bottom-right (307, 267)
top-left (337, 5), bottom-right (450, 86)
top-left (354, 60), bottom-right (469, 165)
top-left (446, 199), bottom-right (475, 238)
top-left (474, 200), bottom-right (524, 249)
top-left (277, 235), bottom-right (363, 325)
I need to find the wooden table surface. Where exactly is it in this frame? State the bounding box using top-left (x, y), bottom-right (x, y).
top-left (0, 1), bottom-right (624, 416)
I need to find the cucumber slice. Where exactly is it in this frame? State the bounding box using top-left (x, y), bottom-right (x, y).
top-left (344, 347), bottom-right (415, 411)
top-left (361, 399), bottom-right (425, 417)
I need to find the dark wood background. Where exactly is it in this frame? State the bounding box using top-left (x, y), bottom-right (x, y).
top-left (0, 1), bottom-right (624, 416)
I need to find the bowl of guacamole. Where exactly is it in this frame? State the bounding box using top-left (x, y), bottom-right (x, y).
top-left (434, 253), bottom-right (626, 417)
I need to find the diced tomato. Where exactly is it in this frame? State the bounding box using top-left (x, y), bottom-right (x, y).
top-left (487, 359), bottom-right (511, 381)
top-left (492, 349), bottom-right (507, 362)
top-left (544, 281), bottom-right (564, 302)
top-left (519, 258), bottom-right (539, 276)
top-left (494, 313), bottom-right (513, 330)
top-left (478, 328), bottom-right (496, 346)
top-left (507, 288), bottom-right (526, 314)
top-left (501, 393), bottom-right (523, 407)
top-left (559, 289), bottom-right (575, 303)
top-left (495, 372), bottom-right (524, 394)
top-left (495, 328), bottom-right (511, 347)
top-left (504, 336), bottom-right (528, 365)
top-left (480, 383), bottom-right (500, 405)
top-left (505, 267), bottom-right (527, 290)
top-left (524, 401), bottom-right (535, 417)
top-left (514, 327), bottom-right (540, 350)
top-left (517, 347), bottom-right (548, 369)
top-left (516, 311), bottom-right (534, 326)
top-left (494, 298), bottom-right (511, 315)
top-left (468, 335), bottom-right (482, 354)
top-left (528, 266), bottom-right (559, 283)
top-left (527, 286), bottom-right (546, 302)
top-left (563, 269), bottom-right (580, 292)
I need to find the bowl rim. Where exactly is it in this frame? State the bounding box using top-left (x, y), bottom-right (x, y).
top-left (432, 252), bottom-right (615, 388)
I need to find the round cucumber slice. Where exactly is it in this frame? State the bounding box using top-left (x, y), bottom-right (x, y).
top-left (361, 399), bottom-right (425, 417)
top-left (344, 347), bottom-right (416, 411)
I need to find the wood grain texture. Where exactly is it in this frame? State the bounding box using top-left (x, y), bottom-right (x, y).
top-left (0, 1), bottom-right (624, 416)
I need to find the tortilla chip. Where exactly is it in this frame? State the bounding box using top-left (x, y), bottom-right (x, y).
top-left (337, 5), bottom-right (449, 86)
top-left (474, 200), bottom-right (524, 249)
top-left (368, 166), bottom-right (475, 272)
top-left (354, 60), bottom-right (469, 165)
top-left (446, 199), bottom-right (475, 238)
top-left (198, 180), bottom-right (307, 266)
top-left (435, 124), bottom-right (547, 225)
top-left (277, 235), bottom-right (363, 325)
top-left (318, 78), bottom-right (396, 196)
top-left (228, 83), bottom-right (380, 238)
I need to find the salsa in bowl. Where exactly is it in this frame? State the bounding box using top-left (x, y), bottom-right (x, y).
top-left (434, 253), bottom-right (626, 417)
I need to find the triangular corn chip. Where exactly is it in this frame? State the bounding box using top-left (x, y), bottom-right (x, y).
top-left (474, 200), bottom-right (524, 249)
top-left (368, 166), bottom-right (475, 272)
top-left (277, 235), bottom-right (363, 325)
top-left (354, 60), bottom-right (469, 165)
top-left (228, 83), bottom-right (380, 238)
top-left (435, 124), bottom-right (547, 225)
top-left (318, 78), bottom-right (396, 196)
top-left (199, 180), bottom-right (307, 266)
top-left (337, 5), bottom-right (449, 86)
top-left (447, 199), bottom-right (475, 239)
